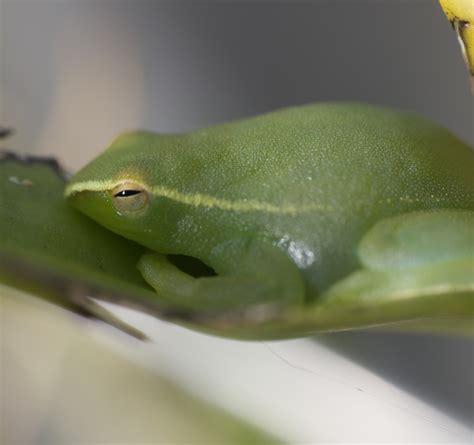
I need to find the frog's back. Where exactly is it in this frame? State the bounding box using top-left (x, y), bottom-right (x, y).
top-left (184, 103), bottom-right (473, 209)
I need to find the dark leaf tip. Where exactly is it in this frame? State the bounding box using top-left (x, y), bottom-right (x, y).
top-left (0, 150), bottom-right (71, 181)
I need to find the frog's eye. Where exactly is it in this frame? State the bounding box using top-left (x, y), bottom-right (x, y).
top-left (111, 182), bottom-right (149, 214)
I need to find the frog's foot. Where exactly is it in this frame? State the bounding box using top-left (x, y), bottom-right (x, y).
top-left (322, 209), bottom-right (474, 327)
top-left (358, 208), bottom-right (474, 270)
top-left (137, 239), bottom-right (305, 317)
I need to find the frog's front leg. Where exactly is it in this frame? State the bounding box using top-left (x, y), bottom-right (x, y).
top-left (137, 239), bottom-right (305, 312)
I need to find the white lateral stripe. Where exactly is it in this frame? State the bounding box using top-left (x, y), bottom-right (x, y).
top-left (64, 180), bottom-right (329, 215)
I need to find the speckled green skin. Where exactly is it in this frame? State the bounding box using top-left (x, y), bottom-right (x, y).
top-left (66, 103), bottom-right (474, 310)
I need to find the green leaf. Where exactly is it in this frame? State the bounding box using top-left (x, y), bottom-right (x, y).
top-left (0, 152), bottom-right (174, 337)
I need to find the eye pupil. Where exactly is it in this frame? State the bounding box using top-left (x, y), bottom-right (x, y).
top-left (115, 189), bottom-right (142, 198)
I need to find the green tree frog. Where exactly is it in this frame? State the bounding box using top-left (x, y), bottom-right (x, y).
top-left (65, 103), bottom-right (474, 324)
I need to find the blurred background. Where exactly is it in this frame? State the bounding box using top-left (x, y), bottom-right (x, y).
top-left (1, 0), bottom-right (473, 443)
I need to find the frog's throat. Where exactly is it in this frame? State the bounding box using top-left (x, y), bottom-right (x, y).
top-left (64, 179), bottom-right (330, 215)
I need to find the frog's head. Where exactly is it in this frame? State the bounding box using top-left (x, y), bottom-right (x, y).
top-left (65, 131), bottom-right (180, 250)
